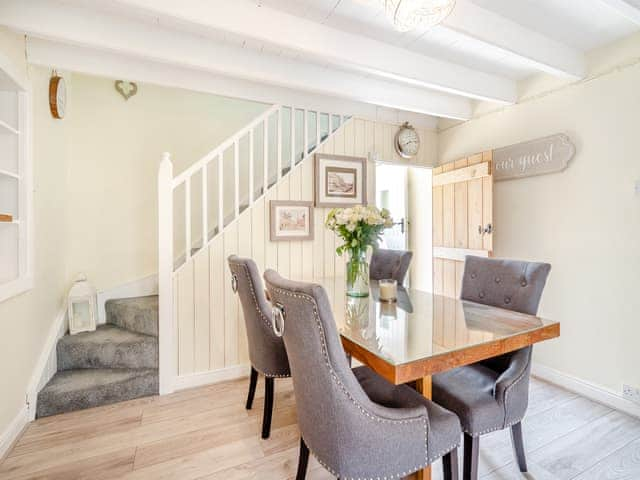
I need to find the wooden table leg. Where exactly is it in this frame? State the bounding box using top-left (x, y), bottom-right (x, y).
top-left (412, 376), bottom-right (432, 480)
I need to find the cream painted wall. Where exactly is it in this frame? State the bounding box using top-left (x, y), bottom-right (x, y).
top-left (66, 73), bottom-right (268, 291)
top-left (0, 34), bottom-right (71, 435)
top-left (438, 35), bottom-right (640, 395)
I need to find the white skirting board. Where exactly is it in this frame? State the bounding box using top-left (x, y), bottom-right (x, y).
top-left (532, 363), bottom-right (640, 419)
top-left (173, 365), bottom-right (251, 392)
top-left (26, 303), bottom-right (68, 421)
top-left (0, 405), bottom-right (28, 461)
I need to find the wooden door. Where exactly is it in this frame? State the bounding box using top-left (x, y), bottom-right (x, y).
top-left (432, 151), bottom-right (493, 299)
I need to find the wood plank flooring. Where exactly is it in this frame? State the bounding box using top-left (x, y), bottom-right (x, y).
top-left (2, 377), bottom-right (639, 480)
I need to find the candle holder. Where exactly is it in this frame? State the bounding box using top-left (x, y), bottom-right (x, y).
top-left (378, 279), bottom-right (398, 303)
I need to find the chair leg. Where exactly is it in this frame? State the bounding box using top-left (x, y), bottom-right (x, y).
top-left (510, 422), bottom-right (528, 473)
top-left (246, 367), bottom-right (258, 410)
top-left (346, 353), bottom-right (352, 367)
top-left (443, 447), bottom-right (459, 480)
top-left (295, 437), bottom-right (310, 480)
top-left (261, 376), bottom-right (274, 439)
top-left (463, 434), bottom-right (479, 480)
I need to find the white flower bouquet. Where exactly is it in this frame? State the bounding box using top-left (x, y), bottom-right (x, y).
top-left (325, 205), bottom-right (393, 296)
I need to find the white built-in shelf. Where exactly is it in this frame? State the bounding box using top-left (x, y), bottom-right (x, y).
top-left (0, 220), bottom-right (19, 226)
top-left (0, 168), bottom-right (19, 179)
top-left (0, 119), bottom-right (19, 135)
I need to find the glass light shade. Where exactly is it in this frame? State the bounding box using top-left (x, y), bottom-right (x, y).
top-left (383, 0), bottom-right (456, 32)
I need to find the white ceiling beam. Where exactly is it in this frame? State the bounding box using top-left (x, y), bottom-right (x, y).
top-left (26, 38), bottom-right (441, 129)
top-left (443, 0), bottom-right (586, 79)
top-left (3, 2), bottom-right (471, 120)
top-left (599, 0), bottom-right (640, 25)
top-left (69, 0), bottom-right (517, 104)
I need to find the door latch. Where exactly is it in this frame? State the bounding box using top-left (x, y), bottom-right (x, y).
top-left (478, 224), bottom-right (493, 235)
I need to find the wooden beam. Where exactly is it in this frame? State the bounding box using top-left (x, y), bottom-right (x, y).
top-left (66, 0), bottom-right (517, 103)
top-left (432, 161), bottom-right (490, 187)
top-left (599, 0), bottom-right (640, 25)
top-left (13, 8), bottom-right (472, 119)
top-left (444, 0), bottom-right (585, 78)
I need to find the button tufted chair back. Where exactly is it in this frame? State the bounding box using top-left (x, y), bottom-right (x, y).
top-left (227, 256), bottom-right (290, 377)
top-left (460, 256), bottom-right (551, 316)
top-left (369, 248), bottom-right (413, 285)
top-left (264, 269), bottom-right (459, 479)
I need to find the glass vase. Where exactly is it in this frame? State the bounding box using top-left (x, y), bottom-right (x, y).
top-left (346, 250), bottom-right (369, 297)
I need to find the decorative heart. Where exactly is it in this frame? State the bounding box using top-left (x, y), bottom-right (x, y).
top-left (114, 80), bottom-right (138, 101)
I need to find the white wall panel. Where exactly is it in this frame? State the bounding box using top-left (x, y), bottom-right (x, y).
top-left (173, 117), bottom-right (433, 378)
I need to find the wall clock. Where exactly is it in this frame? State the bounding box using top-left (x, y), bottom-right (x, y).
top-left (394, 122), bottom-right (420, 159)
top-left (49, 74), bottom-right (66, 119)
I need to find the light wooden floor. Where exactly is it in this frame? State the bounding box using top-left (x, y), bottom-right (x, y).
top-left (2, 376), bottom-right (640, 480)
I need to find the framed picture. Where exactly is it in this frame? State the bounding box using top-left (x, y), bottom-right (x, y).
top-left (270, 201), bottom-right (314, 241)
top-left (314, 153), bottom-right (367, 207)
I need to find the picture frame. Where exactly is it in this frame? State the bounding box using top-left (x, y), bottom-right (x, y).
top-left (314, 153), bottom-right (367, 207)
top-left (270, 201), bottom-right (314, 241)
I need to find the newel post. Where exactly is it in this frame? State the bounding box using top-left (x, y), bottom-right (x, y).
top-left (158, 152), bottom-right (175, 394)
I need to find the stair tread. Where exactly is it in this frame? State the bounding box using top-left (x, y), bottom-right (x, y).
top-left (58, 324), bottom-right (155, 347)
top-left (37, 367), bottom-right (158, 417)
top-left (40, 368), bottom-right (158, 395)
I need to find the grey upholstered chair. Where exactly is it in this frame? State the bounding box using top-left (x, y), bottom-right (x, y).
top-left (264, 270), bottom-right (462, 480)
top-left (369, 248), bottom-right (413, 285)
top-left (432, 256), bottom-right (551, 480)
top-left (227, 256), bottom-right (290, 439)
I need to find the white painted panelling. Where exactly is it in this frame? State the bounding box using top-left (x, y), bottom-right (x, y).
top-left (169, 114), bottom-right (405, 383)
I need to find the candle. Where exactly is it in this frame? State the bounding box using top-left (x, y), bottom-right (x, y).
top-left (378, 279), bottom-right (397, 302)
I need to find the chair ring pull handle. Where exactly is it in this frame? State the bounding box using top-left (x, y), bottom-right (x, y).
top-left (231, 274), bottom-right (238, 293)
top-left (272, 303), bottom-right (285, 337)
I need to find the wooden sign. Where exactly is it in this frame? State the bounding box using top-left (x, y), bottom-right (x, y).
top-left (493, 134), bottom-right (575, 181)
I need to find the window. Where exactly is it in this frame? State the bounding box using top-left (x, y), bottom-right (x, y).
top-left (0, 65), bottom-right (32, 302)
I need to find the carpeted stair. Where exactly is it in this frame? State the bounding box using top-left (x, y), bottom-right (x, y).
top-left (36, 295), bottom-right (159, 418)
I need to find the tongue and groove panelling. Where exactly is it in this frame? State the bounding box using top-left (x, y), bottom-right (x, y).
top-left (173, 118), bottom-right (436, 381)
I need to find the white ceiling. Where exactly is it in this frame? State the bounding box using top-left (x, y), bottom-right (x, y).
top-left (1, 0), bottom-right (639, 121)
top-left (257, 0), bottom-right (639, 79)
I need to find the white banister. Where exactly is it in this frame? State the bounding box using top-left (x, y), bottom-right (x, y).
top-left (277, 109), bottom-right (282, 180)
top-left (185, 177), bottom-right (191, 261)
top-left (202, 164), bottom-right (208, 246)
top-left (172, 104), bottom-right (279, 187)
top-left (249, 128), bottom-right (254, 205)
top-left (290, 108), bottom-right (295, 170)
top-left (234, 141), bottom-right (240, 217)
top-left (303, 109), bottom-right (308, 158)
top-left (263, 119), bottom-right (269, 193)
top-left (158, 152), bottom-right (174, 394)
top-left (218, 153), bottom-right (223, 233)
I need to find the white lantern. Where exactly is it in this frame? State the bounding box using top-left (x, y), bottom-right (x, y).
top-left (67, 273), bottom-right (97, 335)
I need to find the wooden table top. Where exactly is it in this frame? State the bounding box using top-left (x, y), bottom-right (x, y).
top-left (316, 278), bottom-right (560, 385)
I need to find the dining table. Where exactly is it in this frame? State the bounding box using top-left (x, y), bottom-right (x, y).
top-left (315, 277), bottom-right (561, 480)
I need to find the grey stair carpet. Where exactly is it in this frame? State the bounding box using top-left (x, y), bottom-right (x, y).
top-left (36, 368), bottom-right (158, 418)
top-left (37, 294), bottom-right (159, 418)
top-left (57, 324), bottom-right (158, 370)
top-left (106, 295), bottom-right (158, 337)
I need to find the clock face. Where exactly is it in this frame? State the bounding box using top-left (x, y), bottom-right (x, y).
top-left (49, 76), bottom-right (66, 119)
top-left (395, 124), bottom-right (420, 159)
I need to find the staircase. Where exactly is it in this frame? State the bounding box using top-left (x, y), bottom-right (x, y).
top-left (36, 295), bottom-right (159, 418)
top-left (158, 104), bottom-right (351, 394)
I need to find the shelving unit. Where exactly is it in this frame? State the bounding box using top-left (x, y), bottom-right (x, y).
top-left (0, 58), bottom-right (31, 300)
